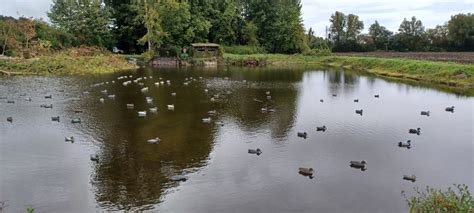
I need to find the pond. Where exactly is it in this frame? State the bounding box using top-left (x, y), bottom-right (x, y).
top-left (1, 66), bottom-right (472, 212)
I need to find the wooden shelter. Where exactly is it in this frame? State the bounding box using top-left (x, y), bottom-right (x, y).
top-left (190, 43), bottom-right (221, 58)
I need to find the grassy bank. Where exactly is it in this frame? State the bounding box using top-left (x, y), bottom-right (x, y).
top-left (223, 54), bottom-right (474, 88)
top-left (403, 184), bottom-right (473, 212)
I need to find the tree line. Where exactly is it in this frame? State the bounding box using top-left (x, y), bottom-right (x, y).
top-left (1, 0), bottom-right (473, 58)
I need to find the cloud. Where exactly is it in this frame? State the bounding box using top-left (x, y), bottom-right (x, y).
top-left (0, 0), bottom-right (471, 38)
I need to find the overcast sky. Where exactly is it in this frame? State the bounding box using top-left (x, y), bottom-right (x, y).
top-left (1, 0), bottom-right (473, 37)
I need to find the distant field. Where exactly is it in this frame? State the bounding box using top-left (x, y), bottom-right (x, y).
top-left (332, 52), bottom-right (474, 64)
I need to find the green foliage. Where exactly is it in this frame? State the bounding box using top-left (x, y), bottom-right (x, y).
top-left (222, 45), bottom-right (266, 55)
top-left (403, 184), bottom-right (474, 212)
top-left (369, 21), bottom-right (392, 50)
top-left (329, 11), bottom-right (364, 51)
top-left (48, 0), bottom-right (114, 48)
top-left (393, 16), bottom-right (428, 51)
top-left (448, 13), bottom-right (474, 51)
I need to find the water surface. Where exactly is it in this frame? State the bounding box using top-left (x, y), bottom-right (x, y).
top-left (1, 66), bottom-right (473, 212)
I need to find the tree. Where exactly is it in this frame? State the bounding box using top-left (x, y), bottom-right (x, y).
top-left (0, 18), bottom-right (17, 55)
top-left (369, 21), bottom-right (392, 50)
top-left (242, 21), bottom-right (258, 46)
top-left (447, 13), bottom-right (474, 51)
top-left (160, 0), bottom-right (193, 47)
top-left (48, 0), bottom-right (114, 48)
top-left (329, 11), bottom-right (364, 51)
top-left (18, 17), bottom-right (36, 49)
top-left (426, 24), bottom-right (449, 51)
top-left (329, 11), bottom-right (346, 45)
top-left (395, 16), bottom-right (427, 51)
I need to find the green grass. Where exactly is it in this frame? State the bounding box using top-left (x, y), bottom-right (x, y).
top-left (222, 45), bottom-right (266, 55)
top-left (403, 184), bottom-right (474, 212)
top-left (223, 54), bottom-right (474, 88)
top-left (0, 54), bottom-right (137, 75)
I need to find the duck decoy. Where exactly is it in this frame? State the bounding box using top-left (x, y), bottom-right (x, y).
top-left (167, 104), bottom-right (175, 111)
top-left (74, 109), bottom-right (83, 113)
top-left (126, 104), bottom-right (134, 109)
top-left (107, 94), bottom-right (115, 99)
top-left (297, 132), bottom-right (307, 139)
top-left (204, 89), bottom-right (209, 93)
top-left (248, 148), bottom-right (262, 155)
top-left (266, 95), bottom-right (272, 100)
top-left (100, 90), bottom-right (107, 94)
top-left (65, 136), bottom-right (74, 142)
top-left (298, 167), bottom-right (314, 178)
top-left (420, 111), bottom-right (430, 116)
top-left (149, 107), bottom-right (158, 113)
top-left (140, 87), bottom-right (149, 93)
top-left (332, 94), bottom-right (337, 97)
top-left (183, 82), bottom-right (189, 86)
top-left (51, 116), bottom-right (60, 122)
top-left (7, 100), bottom-right (14, 104)
top-left (19, 93), bottom-right (26, 96)
top-left (445, 106), bottom-right (454, 112)
top-left (316, 125), bottom-right (327, 132)
top-left (45, 95), bottom-right (52, 99)
top-left (138, 111), bottom-right (147, 117)
top-left (403, 175), bottom-right (416, 182)
top-left (166, 80), bottom-right (171, 85)
top-left (215, 121), bottom-right (225, 126)
top-left (202, 117), bottom-right (211, 123)
top-left (354, 99), bottom-right (359, 102)
top-left (90, 154), bottom-right (99, 162)
top-left (40, 104), bottom-right (53, 108)
top-left (146, 97), bottom-right (153, 104)
top-left (243, 80), bottom-right (247, 83)
top-left (350, 161), bottom-right (367, 171)
top-left (208, 110), bottom-right (217, 115)
top-left (71, 118), bottom-right (81, 124)
top-left (6, 117), bottom-right (13, 123)
top-left (99, 98), bottom-right (105, 103)
top-left (355, 109), bottom-right (363, 115)
top-left (374, 94), bottom-right (380, 98)
top-left (408, 128), bottom-right (421, 135)
top-left (398, 140), bottom-right (411, 149)
top-left (154, 82), bottom-right (160, 86)
top-left (266, 91), bottom-right (271, 95)
top-left (320, 99), bottom-right (324, 102)
top-left (0, 97), bottom-right (7, 99)
top-left (25, 97), bottom-right (32, 101)
top-left (210, 97), bottom-right (216, 102)
top-left (171, 92), bottom-right (177, 97)
top-left (147, 137), bottom-right (160, 144)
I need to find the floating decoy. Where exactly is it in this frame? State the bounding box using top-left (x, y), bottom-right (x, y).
top-left (138, 82), bottom-right (144, 86)
top-left (243, 80), bottom-right (247, 83)
top-left (6, 117), bottom-right (13, 123)
top-left (445, 106), bottom-right (454, 112)
top-left (248, 148), bottom-right (262, 155)
top-left (99, 98), bottom-right (105, 103)
top-left (170, 174), bottom-right (188, 182)
top-left (374, 94), bottom-right (380, 98)
top-left (166, 80), bottom-right (171, 85)
top-left (350, 161), bottom-right (367, 171)
top-left (7, 100), bottom-right (14, 104)
top-left (266, 91), bottom-right (271, 95)
top-left (355, 109), bottom-right (363, 115)
top-left (126, 104), bottom-right (134, 109)
top-left (25, 97), bottom-right (32, 101)
top-left (19, 93), bottom-right (26, 96)
top-left (65, 136), bottom-right (74, 142)
top-left (183, 82), bottom-right (189, 86)
top-left (266, 95), bottom-right (272, 100)
top-left (215, 121), bottom-right (224, 126)
top-left (74, 109), bottom-right (83, 113)
top-left (167, 104), bottom-right (175, 111)
top-left (51, 116), bottom-right (60, 122)
top-left (210, 98), bottom-right (216, 102)
top-left (408, 128), bottom-right (421, 135)
top-left (297, 132), bottom-right (307, 139)
top-left (403, 175), bottom-right (416, 182)
top-left (149, 107), bottom-right (158, 113)
top-left (154, 82), bottom-right (160, 86)
top-left (298, 167), bottom-right (314, 178)
top-left (204, 89), bottom-right (209, 93)
top-left (208, 110), bottom-right (216, 115)
top-left (107, 94), bottom-right (115, 99)
top-left (140, 87), bottom-right (149, 93)
top-left (320, 99), bottom-right (324, 102)
top-left (0, 97), bottom-right (6, 99)
top-left (40, 104), bottom-right (53, 108)
top-left (398, 140), bottom-right (411, 149)
top-left (71, 118), bottom-right (81, 124)
top-left (354, 99), bottom-right (359, 102)
top-left (138, 111), bottom-right (147, 117)
top-left (45, 95), bottom-right (52, 99)
top-left (171, 92), bottom-right (176, 97)
top-left (420, 111), bottom-right (430, 116)
top-left (146, 97), bottom-right (153, 104)
top-left (332, 94), bottom-right (337, 97)
top-left (90, 154), bottom-right (99, 162)
top-left (202, 117), bottom-right (211, 123)
top-left (100, 90), bottom-right (107, 94)
top-left (83, 91), bottom-right (90, 95)
top-left (316, 125), bottom-right (327, 132)
top-left (147, 137), bottom-right (160, 144)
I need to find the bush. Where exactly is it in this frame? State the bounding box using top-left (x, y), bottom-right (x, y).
top-left (222, 45), bottom-right (266, 55)
top-left (303, 48), bottom-right (332, 56)
top-left (403, 184), bottom-right (474, 212)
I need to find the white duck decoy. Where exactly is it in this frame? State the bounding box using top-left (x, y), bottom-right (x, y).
top-left (140, 87), bottom-right (149, 93)
top-left (90, 154), bottom-right (99, 162)
top-left (154, 82), bottom-right (160, 86)
top-left (107, 94), bottom-right (115, 99)
top-left (204, 89), bottom-right (209, 93)
top-left (138, 111), bottom-right (147, 117)
top-left (149, 107), bottom-right (158, 113)
top-left (171, 92), bottom-right (176, 97)
top-left (65, 136), bottom-right (74, 142)
top-left (266, 91), bottom-right (271, 95)
top-left (126, 104), bottom-right (134, 109)
top-left (146, 97), bottom-right (153, 104)
top-left (167, 104), bottom-right (175, 111)
top-left (202, 117), bottom-right (212, 123)
top-left (147, 137), bottom-right (161, 144)
top-left (101, 90), bottom-right (107, 94)
top-left (208, 110), bottom-right (216, 115)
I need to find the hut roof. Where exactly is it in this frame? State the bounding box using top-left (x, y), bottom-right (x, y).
top-left (191, 43), bottom-right (220, 47)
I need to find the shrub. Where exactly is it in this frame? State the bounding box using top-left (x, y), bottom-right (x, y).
top-left (222, 45), bottom-right (266, 55)
top-left (303, 48), bottom-right (332, 56)
top-left (403, 184), bottom-right (474, 212)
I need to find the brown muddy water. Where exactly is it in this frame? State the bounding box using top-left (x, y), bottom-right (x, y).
top-left (0, 66), bottom-right (473, 212)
